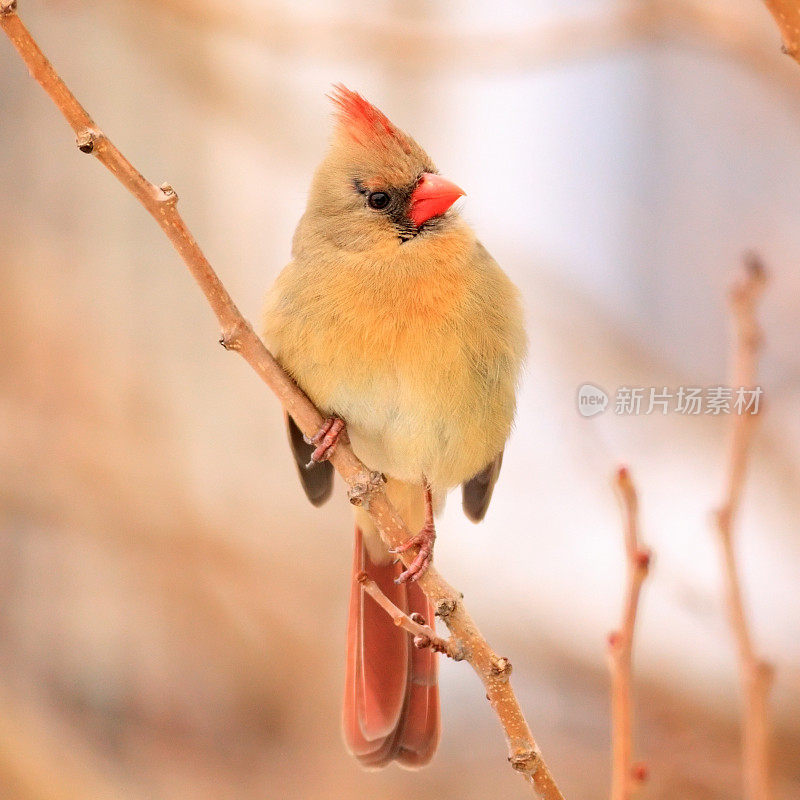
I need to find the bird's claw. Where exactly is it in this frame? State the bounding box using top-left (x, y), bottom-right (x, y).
top-left (393, 483), bottom-right (436, 584)
top-left (304, 416), bottom-right (346, 468)
top-left (392, 524), bottom-right (436, 583)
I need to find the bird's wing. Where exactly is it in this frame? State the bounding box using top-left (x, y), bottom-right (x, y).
top-left (461, 450), bottom-right (504, 523)
top-left (285, 411), bottom-right (334, 506)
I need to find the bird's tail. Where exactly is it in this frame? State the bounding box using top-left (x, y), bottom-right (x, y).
top-left (343, 525), bottom-right (440, 768)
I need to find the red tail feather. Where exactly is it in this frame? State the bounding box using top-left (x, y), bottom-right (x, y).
top-left (343, 527), bottom-right (440, 768)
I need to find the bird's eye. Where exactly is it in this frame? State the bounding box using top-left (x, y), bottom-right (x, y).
top-left (367, 191), bottom-right (390, 210)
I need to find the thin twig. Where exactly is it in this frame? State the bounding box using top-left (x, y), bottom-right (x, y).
top-left (713, 255), bottom-right (773, 800)
top-left (762, 0), bottom-right (800, 64)
top-left (608, 467), bottom-right (650, 800)
top-left (0, 5), bottom-right (564, 798)
top-left (357, 573), bottom-right (466, 662)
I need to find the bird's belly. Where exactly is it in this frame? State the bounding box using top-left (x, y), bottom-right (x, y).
top-left (328, 377), bottom-right (428, 484)
top-left (272, 272), bottom-right (518, 491)
top-left (323, 366), bottom-right (508, 490)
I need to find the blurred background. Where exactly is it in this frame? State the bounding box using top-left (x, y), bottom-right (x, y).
top-left (1, 0), bottom-right (799, 798)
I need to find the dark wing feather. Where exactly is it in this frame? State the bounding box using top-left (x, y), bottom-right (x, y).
top-left (285, 412), bottom-right (334, 506)
top-left (461, 450), bottom-right (504, 523)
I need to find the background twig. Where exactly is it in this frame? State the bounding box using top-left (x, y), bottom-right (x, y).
top-left (608, 467), bottom-right (650, 800)
top-left (713, 255), bottom-right (773, 800)
top-left (0, 5), bottom-right (564, 798)
top-left (135, 0), bottom-right (800, 92)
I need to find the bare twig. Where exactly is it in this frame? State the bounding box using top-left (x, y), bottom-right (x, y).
top-left (0, 6), bottom-right (564, 798)
top-left (608, 467), bottom-right (650, 800)
top-left (762, 0), bottom-right (800, 64)
top-left (357, 573), bottom-right (466, 662)
top-left (713, 255), bottom-right (773, 800)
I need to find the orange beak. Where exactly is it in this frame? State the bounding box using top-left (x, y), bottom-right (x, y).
top-left (408, 172), bottom-right (465, 227)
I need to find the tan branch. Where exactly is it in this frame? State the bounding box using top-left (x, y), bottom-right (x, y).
top-left (762, 0), bottom-right (800, 64)
top-left (608, 467), bottom-right (650, 800)
top-left (0, 5), bottom-right (564, 798)
top-left (713, 254), bottom-right (773, 800)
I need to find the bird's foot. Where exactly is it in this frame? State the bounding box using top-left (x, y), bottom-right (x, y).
top-left (391, 484), bottom-right (436, 584)
top-left (304, 416), bottom-right (347, 467)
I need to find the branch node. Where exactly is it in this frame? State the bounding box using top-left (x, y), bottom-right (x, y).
top-left (509, 748), bottom-right (542, 775)
top-left (435, 597), bottom-right (457, 618)
top-left (159, 182), bottom-right (178, 204)
top-left (76, 129), bottom-right (99, 154)
top-left (347, 470), bottom-right (385, 507)
top-left (490, 655), bottom-right (512, 679)
top-left (753, 659), bottom-right (775, 686)
top-left (634, 548), bottom-right (651, 572)
top-left (0, 1), bottom-right (17, 16)
top-left (419, 634), bottom-right (464, 661)
top-left (713, 506), bottom-right (731, 536)
top-left (219, 320), bottom-right (248, 351)
top-left (448, 642), bottom-right (467, 661)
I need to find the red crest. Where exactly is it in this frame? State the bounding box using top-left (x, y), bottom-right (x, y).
top-left (328, 84), bottom-right (411, 153)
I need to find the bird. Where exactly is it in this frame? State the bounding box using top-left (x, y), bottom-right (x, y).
top-left (262, 85), bottom-right (526, 769)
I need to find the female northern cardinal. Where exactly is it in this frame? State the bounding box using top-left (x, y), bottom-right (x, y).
top-left (262, 86), bottom-right (526, 768)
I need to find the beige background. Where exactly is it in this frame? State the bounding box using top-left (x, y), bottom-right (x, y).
top-left (1, 1), bottom-right (799, 798)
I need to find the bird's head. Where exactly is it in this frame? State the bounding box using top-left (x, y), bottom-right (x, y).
top-left (305, 85), bottom-right (465, 249)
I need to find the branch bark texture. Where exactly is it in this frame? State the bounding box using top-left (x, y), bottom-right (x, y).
top-left (608, 467), bottom-right (650, 800)
top-left (762, 0), bottom-right (800, 64)
top-left (0, 5), bottom-right (564, 798)
top-left (714, 255), bottom-right (773, 800)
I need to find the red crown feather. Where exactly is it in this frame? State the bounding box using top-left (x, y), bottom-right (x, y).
top-left (328, 84), bottom-right (411, 152)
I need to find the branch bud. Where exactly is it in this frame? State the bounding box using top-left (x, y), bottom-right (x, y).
top-left (347, 470), bottom-right (385, 507)
top-left (159, 182), bottom-right (178, 204)
top-left (435, 598), bottom-right (457, 618)
top-left (218, 320), bottom-right (247, 351)
top-left (508, 748), bottom-right (541, 774)
top-left (490, 655), bottom-right (512, 678)
top-left (635, 548), bottom-right (651, 571)
top-left (76, 129), bottom-right (98, 154)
